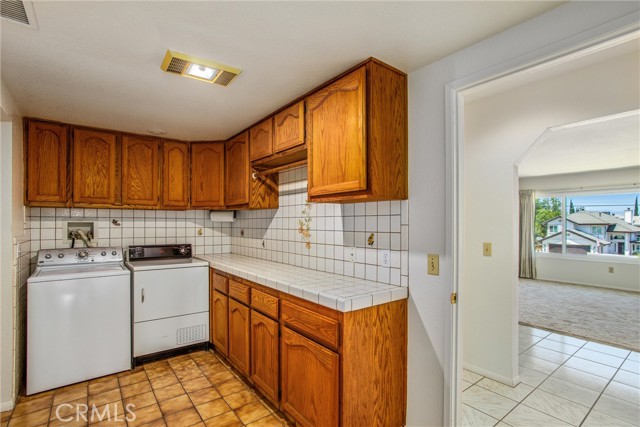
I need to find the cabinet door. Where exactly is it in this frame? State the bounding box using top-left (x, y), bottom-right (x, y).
top-left (225, 133), bottom-right (249, 206)
top-left (274, 101), bottom-right (304, 152)
top-left (249, 118), bottom-right (273, 161)
top-left (250, 310), bottom-right (279, 403)
top-left (212, 290), bottom-right (229, 356)
top-left (26, 121), bottom-right (69, 205)
top-left (122, 135), bottom-right (159, 207)
top-left (281, 327), bottom-right (339, 427)
top-left (73, 128), bottom-right (120, 206)
top-left (306, 67), bottom-right (367, 197)
top-left (228, 299), bottom-right (250, 376)
top-left (162, 141), bottom-right (189, 209)
top-left (191, 142), bottom-right (224, 208)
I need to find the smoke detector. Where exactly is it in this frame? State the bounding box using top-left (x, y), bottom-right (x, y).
top-left (160, 50), bottom-right (242, 86)
top-left (1, 0), bottom-right (38, 28)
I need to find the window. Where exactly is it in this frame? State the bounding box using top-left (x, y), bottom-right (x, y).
top-left (534, 191), bottom-right (639, 256)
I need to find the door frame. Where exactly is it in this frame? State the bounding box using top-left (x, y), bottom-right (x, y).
top-left (0, 121), bottom-right (15, 411)
top-left (445, 23), bottom-right (639, 426)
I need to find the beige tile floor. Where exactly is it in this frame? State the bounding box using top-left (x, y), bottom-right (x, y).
top-left (462, 326), bottom-right (640, 426)
top-left (1, 350), bottom-right (292, 427)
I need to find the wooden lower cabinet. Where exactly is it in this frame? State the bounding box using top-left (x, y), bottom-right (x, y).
top-left (281, 327), bottom-right (339, 427)
top-left (209, 269), bottom-right (407, 427)
top-left (211, 290), bottom-right (229, 356)
top-left (228, 298), bottom-right (250, 376)
top-left (250, 310), bottom-right (279, 403)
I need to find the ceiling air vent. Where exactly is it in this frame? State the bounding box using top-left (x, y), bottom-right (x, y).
top-left (1, 0), bottom-right (37, 28)
top-left (160, 50), bottom-right (242, 86)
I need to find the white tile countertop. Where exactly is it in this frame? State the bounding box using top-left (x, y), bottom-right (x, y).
top-left (196, 254), bottom-right (408, 312)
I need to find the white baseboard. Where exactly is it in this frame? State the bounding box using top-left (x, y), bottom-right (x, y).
top-left (0, 398), bottom-right (15, 412)
top-left (464, 362), bottom-right (520, 387)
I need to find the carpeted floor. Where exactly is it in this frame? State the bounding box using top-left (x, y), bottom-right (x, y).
top-left (519, 279), bottom-right (640, 351)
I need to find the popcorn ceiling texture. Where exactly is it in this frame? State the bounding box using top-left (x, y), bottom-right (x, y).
top-left (26, 166), bottom-right (409, 286)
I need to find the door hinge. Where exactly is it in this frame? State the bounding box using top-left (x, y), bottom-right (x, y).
top-left (450, 292), bottom-right (457, 305)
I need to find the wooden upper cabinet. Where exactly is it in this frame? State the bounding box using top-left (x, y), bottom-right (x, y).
top-left (274, 101), bottom-right (305, 152)
top-left (225, 133), bottom-right (250, 206)
top-left (26, 120), bottom-right (69, 206)
top-left (226, 132), bottom-right (279, 209)
top-left (249, 118), bottom-right (273, 161)
top-left (191, 142), bottom-right (224, 208)
top-left (306, 60), bottom-right (408, 202)
top-left (72, 128), bottom-right (120, 206)
top-left (306, 67), bottom-right (367, 197)
top-left (281, 327), bottom-right (339, 427)
top-left (122, 135), bottom-right (159, 207)
top-left (162, 141), bottom-right (189, 209)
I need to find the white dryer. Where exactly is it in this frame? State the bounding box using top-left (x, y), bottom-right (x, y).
top-left (126, 244), bottom-right (209, 362)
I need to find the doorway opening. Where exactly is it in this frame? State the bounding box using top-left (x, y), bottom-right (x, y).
top-left (451, 31), bottom-right (640, 426)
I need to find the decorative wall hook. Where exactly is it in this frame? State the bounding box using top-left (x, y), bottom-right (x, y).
top-left (367, 233), bottom-right (375, 246)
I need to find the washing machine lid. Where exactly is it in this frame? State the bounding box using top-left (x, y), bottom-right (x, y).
top-left (29, 263), bottom-right (130, 282)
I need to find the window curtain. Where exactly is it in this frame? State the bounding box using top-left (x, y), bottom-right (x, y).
top-left (519, 190), bottom-right (537, 279)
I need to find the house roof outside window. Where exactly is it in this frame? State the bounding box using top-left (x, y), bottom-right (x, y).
top-left (539, 228), bottom-right (613, 246)
top-left (543, 211), bottom-right (640, 233)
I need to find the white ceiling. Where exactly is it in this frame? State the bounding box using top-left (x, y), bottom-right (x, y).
top-left (1, 1), bottom-right (562, 141)
top-left (461, 33), bottom-right (639, 178)
top-left (518, 111), bottom-right (640, 177)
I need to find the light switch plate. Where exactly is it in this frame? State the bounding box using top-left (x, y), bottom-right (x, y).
top-left (483, 242), bottom-right (492, 257)
top-left (427, 254), bottom-right (439, 276)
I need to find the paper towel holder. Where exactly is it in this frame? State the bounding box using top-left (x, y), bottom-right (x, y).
top-left (209, 210), bottom-right (236, 222)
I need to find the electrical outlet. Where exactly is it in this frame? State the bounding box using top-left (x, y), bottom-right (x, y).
top-left (427, 254), bottom-right (439, 275)
top-left (483, 242), bottom-right (492, 257)
top-left (379, 250), bottom-right (390, 267)
top-left (347, 247), bottom-right (356, 263)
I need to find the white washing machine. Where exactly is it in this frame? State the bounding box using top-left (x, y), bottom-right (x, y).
top-left (27, 247), bottom-right (131, 395)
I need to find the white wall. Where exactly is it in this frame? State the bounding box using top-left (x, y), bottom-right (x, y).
top-left (536, 253), bottom-right (640, 292)
top-left (406, 2), bottom-right (639, 425)
top-left (519, 166), bottom-right (640, 192)
top-left (1, 79), bottom-right (26, 411)
top-left (462, 46), bottom-right (638, 381)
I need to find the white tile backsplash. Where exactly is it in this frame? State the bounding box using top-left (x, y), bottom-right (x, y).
top-left (26, 165), bottom-right (408, 288)
top-left (28, 207), bottom-right (232, 267)
top-left (232, 166), bottom-right (408, 286)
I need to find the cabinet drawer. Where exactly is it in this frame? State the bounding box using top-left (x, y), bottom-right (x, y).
top-left (281, 300), bottom-right (339, 349)
top-left (212, 273), bottom-right (228, 294)
top-left (251, 289), bottom-right (279, 319)
top-left (229, 280), bottom-right (251, 305)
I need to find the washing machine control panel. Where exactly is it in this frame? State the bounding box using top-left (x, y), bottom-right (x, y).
top-left (37, 247), bottom-right (124, 265)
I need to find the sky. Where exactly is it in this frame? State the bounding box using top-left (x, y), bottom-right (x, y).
top-left (568, 192), bottom-right (639, 216)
